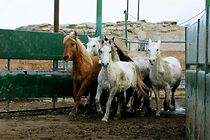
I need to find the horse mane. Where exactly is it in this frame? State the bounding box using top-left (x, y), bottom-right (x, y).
top-left (64, 34), bottom-right (93, 66)
top-left (112, 42), bottom-right (133, 62)
top-left (114, 44), bottom-right (133, 62)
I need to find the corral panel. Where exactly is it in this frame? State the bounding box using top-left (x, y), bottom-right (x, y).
top-left (186, 70), bottom-right (197, 139)
top-left (209, 7), bottom-right (210, 64)
top-left (205, 73), bottom-right (210, 139)
top-left (0, 71), bottom-right (73, 99)
top-left (198, 13), bottom-right (207, 64)
top-left (186, 23), bottom-right (198, 64)
top-left (195, 71), bottom-right (205, 139)
top-left (0, 29), bottom-right (88, 60)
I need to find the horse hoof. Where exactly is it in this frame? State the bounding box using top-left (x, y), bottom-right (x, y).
top-left (155, 113), bottom-right (160, 117)
top-left (139, 111), bottom-right (145, 117)
top-left (126, 107), bottom-right (133, 113)
top-left (68, 112), bottom-right (76, 120)
top-left (97, 110), bottom-right (103, 115)
top-left (163, 100), bottom-right (170, 111)
top-left (114, 114), bottom-right (121, 120)
top-left (169, 105), bottom-right (175, 111)
top-left (102, 118), bottom-right (108, 122)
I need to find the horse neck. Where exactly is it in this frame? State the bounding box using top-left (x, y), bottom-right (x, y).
top-left (73, 40), bottom-right (93, 69)
top-left (112, 50), bottom-right (120, 62)
top-left (102, 59), bottom-right (115, 79)
top-left (152, 53), bottom-right (164, 74)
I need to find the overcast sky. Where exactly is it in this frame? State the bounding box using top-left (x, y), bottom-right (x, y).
top-left (0, 0), bottom-right (206, 29)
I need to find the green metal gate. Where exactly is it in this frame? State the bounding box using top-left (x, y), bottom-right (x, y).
top-left (0, 29), bottom-right (90, 110)
top-left (185, 7), bottom-right (210, 139)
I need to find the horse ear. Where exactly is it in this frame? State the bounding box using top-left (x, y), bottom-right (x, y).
top-left (112, 37), bottom-right (115, 42)
top-left (109, 40), bottom-right (111, 44)
top-left (74, 31), bottom-right (78, 37)
top-left (104, 35), bottom-right (108, 41)
top-left (88, 36), bottom-right (91, 41)
top-left (70, 31), bottom-right (77, 39)
top-left (111, 37), bottom-right (115, 44)
top-left (96, 36), bottom-right (100, 40)
top-left (148, 39), bottom-right (152, 44)
top-left (63, 31), bottom-right (68, 37)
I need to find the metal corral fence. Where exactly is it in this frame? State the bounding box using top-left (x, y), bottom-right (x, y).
top-left (0, 29), bottom-right (90, 111)
top-left (185, 7), bottom-right (210, 139)
top-left (126, 40), bottom-right (185, 51)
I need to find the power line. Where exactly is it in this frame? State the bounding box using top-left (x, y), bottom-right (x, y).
top-left (178, 9), bottom-right (205, 25)
top-left (128, 12), bottom-right (137, 21)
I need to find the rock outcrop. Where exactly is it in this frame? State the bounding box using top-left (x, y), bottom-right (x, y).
top-left (16, 21), bottom-right (185, 51)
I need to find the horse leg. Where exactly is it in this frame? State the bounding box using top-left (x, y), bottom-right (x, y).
top-left (114, 92), bottom-right (124, 120)
top-left (102, 88), bottom-right (117, 122)
top-left (84, 83), bottom-right (98, 115)
top-left (163, 89), bottom-right (168, 111)
top-left (72, 80), bottom-right (79, 101)
top-left (126, 87), bottom-right (135, 113)
top-left (69, 79), bottom-right (90, 117)
top-left (164, 85), bottom-right (171, 111)
top-left (142, 94), bottom-right (152, 116)
top-left (95, 85), bottom-right (104, 115)
top-left (170, 86), bottom-right (178, 111)
top-left (114, 100), bottom-right (122, 120)
top-left (84, 93), bottom-right (91, 115)
top-left (153, 87), bottom-right (160, 116)
top-left (142, 75), bottom-right (153, 116)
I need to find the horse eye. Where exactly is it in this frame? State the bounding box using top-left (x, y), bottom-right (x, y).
top-left (93, 45), bottom-right (96, 47)
top-left (109, 51), bottom-right (112, 54)
top-left (156, 49), bottom-right (159, 52)
top-left (71, 43), bottom-right (75, 46)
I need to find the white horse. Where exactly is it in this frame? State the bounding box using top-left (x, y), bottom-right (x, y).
top-left (95, 38), bottom-right (147, 122)
top-left (87, 36), bottom-right (152, 115)
top-left (147, 39), bottom-right (182, 116)
top-left (86, 36), bottom-right (100, 56)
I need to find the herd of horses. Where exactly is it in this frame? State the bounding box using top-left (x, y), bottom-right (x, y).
top-left (62, 31), bottom-right (182, 122)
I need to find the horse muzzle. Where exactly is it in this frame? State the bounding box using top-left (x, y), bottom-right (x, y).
top-left (63, 56), bottom-right (70, 62)
top-left (101, 62), bottom-right (109, 68)
top-left (149, 59), bottom-right (155, 65)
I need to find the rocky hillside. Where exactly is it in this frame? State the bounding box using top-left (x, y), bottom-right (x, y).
top-left (16, 20), bottom-right (185, 51)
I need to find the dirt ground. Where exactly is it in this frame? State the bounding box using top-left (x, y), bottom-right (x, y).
top-left (0, 97), bottom-right (186, 140)
top-left (0, 50), bottom-right (186, 139)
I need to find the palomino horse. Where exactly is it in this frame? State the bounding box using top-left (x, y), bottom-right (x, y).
top-left (95, 38), bottom-right (147, 122)
top-left (63, 31), bottom-right (101, 117)
top-left (147, 39), bottom-right (182, 116)
top-left (86, 36), bottom-right (100, 56)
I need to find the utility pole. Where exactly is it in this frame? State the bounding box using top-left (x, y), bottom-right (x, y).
top-left (96, 0), bottom-right (102, 37)
top-left (54, 0), bottom-right (59, 32)
top-left (137, 0), bottom-right (140, 20)
top-left (127, 0), bottom-right (129, 20)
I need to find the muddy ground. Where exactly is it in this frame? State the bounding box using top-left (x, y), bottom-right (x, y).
top-left (0, 97), bottom-right (186, 140)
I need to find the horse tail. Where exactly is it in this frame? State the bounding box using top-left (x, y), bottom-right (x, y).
top-left (135, 64), bottom-right (149, 97)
